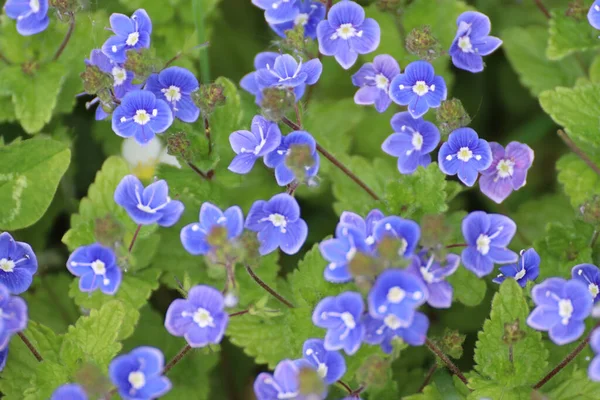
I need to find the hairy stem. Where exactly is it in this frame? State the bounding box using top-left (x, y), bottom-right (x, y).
top-left (186, 161), bottom-right (210, 180)
top-left (53, 13), bottom-right (76, 62)
top-left (18, 332), bottom-right (43, 362)
top-left (128, 224), bottom-right (142, 253)
top-left (337, 380), bottom-right (352, 393)
top-left (445, 243), bottom-right (467, 249)
top-left (425, 338), bottom-right (469, 387)
top-left (557, 130), bottom-right (600, 177)
top-left (163, 344), bottom-right (193, 375)
top-left (533, 0), bottom-right (551, 19)
top-left (418, 364), bottom-right (438, 392)
top-left (229, 309), bottom-right (249, 317)
top-left (245, 264), bottom-right (295, 308)
top-left (204, 117), bottom-right (213, 155)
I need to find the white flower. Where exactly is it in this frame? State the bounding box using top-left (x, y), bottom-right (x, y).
top-left (121, 137), bottom-right (181, 180)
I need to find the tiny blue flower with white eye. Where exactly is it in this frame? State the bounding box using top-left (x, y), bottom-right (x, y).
top-left (264, 131), bottom-right (320, 186)
top-left (240, 52), bottom-right (283, 105)
top-left (368, 269), bottom-right (428, 325)
top-left (382, 112), bottom-right (441, 175)
top-left (406, 252), bottom-right (460, 309)
top-left (589, 0), bottom-right (600, 31)
top-left (3, 0), bottom-right (49, 36)
top-left (254, 359), bottom-right (303, 400)
top-left (320, 224), bottom-right (370, 283)
top-left (85, 49), bottom-right (141, 100)
top-left (180, 203), bottom-right (244, 256)
top-left (66, 243), bottom-right (122, 295)
top-left (0, 283), bottom-right (27, 349)
top-left (493, 248), bottom-right (540, 288)
top-left (572, 263), bottom-right (600, 303)
top-left (51, 384), bottom-right (88, 400)
top-left (339, 209), bottom-right (384, 251)
top-left (0, 347), bottom-right (8, 372)
top-left (527, 278), bottom-right (593, 345)
top-left (255, 54), bottom-right (323, 91)
top-left (245, 193), bottom-right (308, 255)
top-left (460, 211), bottom-right (518, 278)
top-left (145, 66), bottom-right (200, 123)
top-left (165, 285), bottom-right (229, 347)
top-left (588, 328), bottom-right (600, 381)
top-left (438, 128), bottom-right (492, 187)
top-left (363, 311), bottom-right (429, 353)
top-left (0, 232), bottom-right (38, 294)
top-left (270, 0), bottom-right (326, 39)
top-left (109, 346), bottom-right (171, 400)
top-left (295, 338), bottom-right (346, 385)
top-left (111, 90), bottom-right (173, 145)
top-left (448, 11), bottom-right (502, 73)
top-left (228, 115), bottom-right (282, 174)
top-left (102, 9), bottom-right (152, 63)
top-left (114, 175), bottom-right (184, 227)
top-left (312, 291), bottom-right (365, 355)
top-left (372, 216), bottom-right (421, 258)
top-left (388, 61), bottom-right (447, 119)
top-left (316, 0), bottom-right (381, 69)
top-left (351, 55), bottom-right (400, 113)
top-left (252, 0), bottom-right (299, 24)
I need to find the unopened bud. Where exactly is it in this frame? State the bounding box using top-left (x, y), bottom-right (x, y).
top-left (441, 328), bottom-right (466, 359)
top-left (50, 0), bottom-right (80, 16)
top-left (376, 237), bottom-right (410, 267)
top-left (192, 83), bottom-right (226, 116)
top-left (124, 48), bottom-right (160, 84)
top-left (275, 24), bottom-right (309, 58)
top-left (503, 319), bottom-right (526, 344)
top-left (406, 25), bottom-right (443, 61)
top-left (285, 144), bottom-right (316, 183)
top-left (94, 214), bottom-right (124, 247)
top-left (80, 65), bottom-right (112, 95)
top-left (436, 98), bottom-right (471, 137)
top-left (580, 195), bottom-right (600, 225)
top-left (356, 355), bottom-right (391, 389)
top-left (349, 252), bottom-right (384, 280)
top-left (74, 363), bottom-right (111, 398)
top-left (261, 87), bottom-right (295, 122)
top-left (166, 131), bottom-right (193, 161)
top-left (566, 0), bottom-right (586, 21)
top-left (239, 231), bottom-right (262, 266)
top-left (224, 292), bottom-right (239, 308)
top-left (298, 367), bottom-right (326, 397)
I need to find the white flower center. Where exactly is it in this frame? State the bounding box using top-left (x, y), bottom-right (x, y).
top-left (112, 66), bottom-right (127, 86)
top-left (162, 85), bottom-right (182, 102)
top-left (476, 234), bottom-right (491, 255)
top-left (558, 299), bottom-right (573, 325)
top-left (375, 73), bottom-right (389, 90)
top-left (458, 35), bottom-right (473, 52)
top-left (91, 259), bottom-right (106, 275)
top-left (387, 286), bottom-right (406, 304)
top-left (412, 81), bottom-right (429, 96)
top-left (316, 363), bottom-right (328, 379)
top-left (133, 109), bottom-right (151, 125)
top-left (412, 132), bottom-right (423, 151)
top-left (126, 32), bottom-right (140, 47)
top-left (515, 269), bottom-right (526, 280)
top-left (590, 284), bottom-right (599, 299)
top-left (294, 13), bottom-right (309, 26)
top-left (193, 308), bottom-right (214, 328)
top-left (0, 259), bottom-right (15, 273)
top-left (384, 314), bottom-right (402, 330)
top-left (496, 159), bottom-right (515, 178)
top-left (333, 23), bottom-right (362, 40)
top-left (128, 371), bottom-right (146, 390)
top-left (420, 267), bottom-right (435, 284)
top-left (457, 147), bottom-right (473, 162)
top-left (346, 247), bottom-right (356, 261)
top-left (340, 312), bottom-right (356, 329)
top-left (267, 213), bottom-right (287, 233)
top-left (29, 0), bottom-right (40, 13)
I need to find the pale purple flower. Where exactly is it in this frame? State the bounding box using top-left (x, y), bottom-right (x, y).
top-left (339, 209), bottom-right (384, 251)
top-left (270, 0), bottom-right (326, 39)
top-left (351, 55), bottom-right (400, 113)
top-left (102, 9), bottom-right (152, 63)
top-left (264, 131), bottom-right (320, 186)
top-left (228, 115), bottom-right (282, 174)
top-left (254, 359), bottom-right (304, 400)
top-left (363, 311), bottom-right (429, 353)
top-left (368, 269), bottom-right (428, 324)
top-left (493, 248), bottom-right (540, 288)
top-left (438, 128), bottom-right (492, 187)
top-left (449, 11), bottom-right (502, 73)
top-left (295, 338), bottom-right (346, 385)
top-left (316, 0), bottom-right (380, 69)
top-left (479, 142), bottom-right (534, 203)
top-left (406, 252), bottom-right (460, 309)
top-left (255, 54), bottom-right (322, 89)
top-left (572, 264), bottom-right (600, 304)
top-left (589, 328), bottom-right (600, 381)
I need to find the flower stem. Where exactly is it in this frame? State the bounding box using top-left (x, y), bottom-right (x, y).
top-left (533, 0), bottom-right (551, 19)
top-left (590, 229), bottom-right (599, 249)
top-left (229, 309), bottom-right (249, 317)
top-left (445, 243), bottom-right (467, 249)
top-left (53, 13), bottom-right (76, 62)
top-left (163, 344), bottom-right (193, 375)
top-left (557, 129), bottom-right (600, 177)
top-left (186, 161), bottom-right (210, 180)
top-left (425, 338), bottom-right (469, 387)
top-left (17, 332), bottom-right (43, 362)
top-left (418, 364), bottom-right (437, 392)
top-left (325, 0), bottom-right (333, 13)
top-left (337, 380), bottom-right (352, 393)
top-left (204, 117), bottom-right (213, 155)
top-left (128, 224), bottom-right (142, 253)
top-left (0, 51), bottom-right (11, 65)
top-left (245, 264), bottom-right (295, 308)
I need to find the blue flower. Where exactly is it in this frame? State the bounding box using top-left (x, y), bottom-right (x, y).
top-left (3, 0), bottom-right (49, 36)
top-left (312, 292), bottom-right (365, 355)
top-left (438, 128), bottom-right (492, 187)
top-left (572, 263), bottom-right (600, 303)
top-left (363, 311), bottom-right (429, 353)
top-left (252, 0), bottom-right (299, 24)
top-left (0, 232), bottom-right (37, 294)
top-left (406, 252), bottom-right (460, 309)
top-left (382, 112), bottom-right (441, 175)
top-left (351, 54), bottom-right (399, 113)
top-left (228, 115), bottom-right (282, 174)
top-left (180, 203), bottom-right (244, 256)
top-left (66, 243), bottom-right (122, 295)
top-left (388, 61), bottom-right (447, 119)
top-left (254, 359), bottom-right (303, 400)
top-left (316, 0), bottom-right (380, 69)
top-left (111, 90), bottom-right (173, 145)
top-left (368, 269), bottom-right (427, 325)
top-left (527, 278), bottom-right (593, 345)
top-left (114, 175), bottom-right (184, 227)
top-left (145, 66), bottom-right (200, 123)
top-left (589, 328), bottom-right (600, 381)
top-left (0, 347), bottom-right (8, 372)
top-left (0, 283), bottom-right (27, 349)
top-left (109, 346), bottom-right (171, 400)
top-left (460, 211), bottom-right (518, 277)
top-left (373, 216), bottom-right (421, 258)
top-left (51, 384), bottom-right (88, 400)
top-left (589, 0), bottom-right (600, 30)
top-left (102, 9), bottom-right (152, 63)
top-left (165, 285), bottom-right (228, 347)
top-left (295, 338), bottom-right (346, 385)
top-left (264, 131), bottom-right (320, 186)
top-left (448, 11), bottom-right (502, 73)
top-left (320, 224), bottom-right (370, 283)
top-left (85, 49), bottom-right (141, 100)
top-left (270, 0), bottom-right (326, 39)
top-left (339, 209), bottom-right (384, 251)
top-left (245, 193), bottom-right (308, 255)
top-left (255, 54), bottom-right (323, 91)
top-left (493, 248), bottom-right (540, 288)
top-left (241, 52), bottom-right (284, 105)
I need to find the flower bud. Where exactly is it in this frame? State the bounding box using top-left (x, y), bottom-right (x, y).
top-left (261, 87), bottom-right (295, 122)
top-left (73, 363), bottom-right (111, 399)
top-left (94, 214), bottom-right (124, 247)
top-left (566, 0), bottom-right (587, 21)
top-left (285, 144), bottom-right (315, 183)
top-left (123, 48), bottom-right (160, 84)
top-left (191, 83), bottom-right (227, 116)
top-left (80, 65), bottom-right (112, 95)
top-left (50, 0), bottom-right (80, 16)
top-left (502, 319), bottom-right (526, 345)
top-left (166, 131), bottom-right (193, 162)
top-left (405, 25), bottom-right (443, 61)
top-left (436, 98), bottom-right (471, 137)
top-left (356, 355), bottom-right (391, 389)
top-left (440, 328), bottom-right (466, 359)
top-left (298, 367), bottom-right (326, 397)
top-left (275, 24), bottom-right (309, 59)
top-left (580, 195), bottom-right (600, 225)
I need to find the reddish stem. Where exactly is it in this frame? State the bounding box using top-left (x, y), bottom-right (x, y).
top-left (128, 224), bottom-right (142, 253)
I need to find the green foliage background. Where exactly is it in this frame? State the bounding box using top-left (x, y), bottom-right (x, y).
top-left (1, 0), bottom-right (600, 398)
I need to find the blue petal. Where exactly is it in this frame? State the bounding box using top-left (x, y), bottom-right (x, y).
top-left (549, 319), bottom-right (586, 345)
top-left (328, 0), bottom-right (365, 27)
top-left (102, 35), bottom-right (127, 63)
top-left (280, 219), bottom-right (308, 255)
top-left (258, 225), bottom-right (282, 255)
top-left (15, 13), bottom-right (49, 36)
top-left (461, 211), bottom-right (491, 245)
top-left (110, 13), bottom-right (134, 36)
top-left (229, 153), bottom-right (258, 174)
top-left (589, 1), bottom-right (600, 30)
top-left (349, 18), bottom-right (380, 54)
top-left (316, 21), bottom-right (340, 55)
top-left (301, 58), bottom-right (323, 85)
top-left (274, 164), bottom-right (296, 186)
top-left (461, 246), bottom-right (494, 277)
top-left (147, 99), bottom-right (174, 134)
top-left (457, 11), bottom-right (491, 38)
top-left (158, 66), bottom-right (199, 93)
top-left (335, 41), bottom-right (358, 70)
top-left (132, 9), bottom-right (153, 34)
top-left (156, 200), bottom-right (184, 227)
top-left (265, 193), bottom-right (301, 221)
top-left (180, 223), bottom-right (210, 255)
top-left (174, 96), bottom-right (200, 123)
top-left (224, 206), bottom-right (244, 238)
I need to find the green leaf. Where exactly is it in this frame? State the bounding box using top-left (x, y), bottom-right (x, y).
top-left (547, 9), bottom-right (600, 60)
top-left (404, 370), bottom-right (467, 400)
top-left (0, 137), bottom-right (71, 230)
top-left (556, 154), bottom-right (600, 208)
top-left (503, 26), bottom-right (581, 96)
top-left (473, 279), bottom-right (548, 388)
top-left (446, 266), bottom-right (486, 307)
top-left (544, 367), bottom-right (600, 399)
top-left (467, 375), bottom-right (532, 400)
